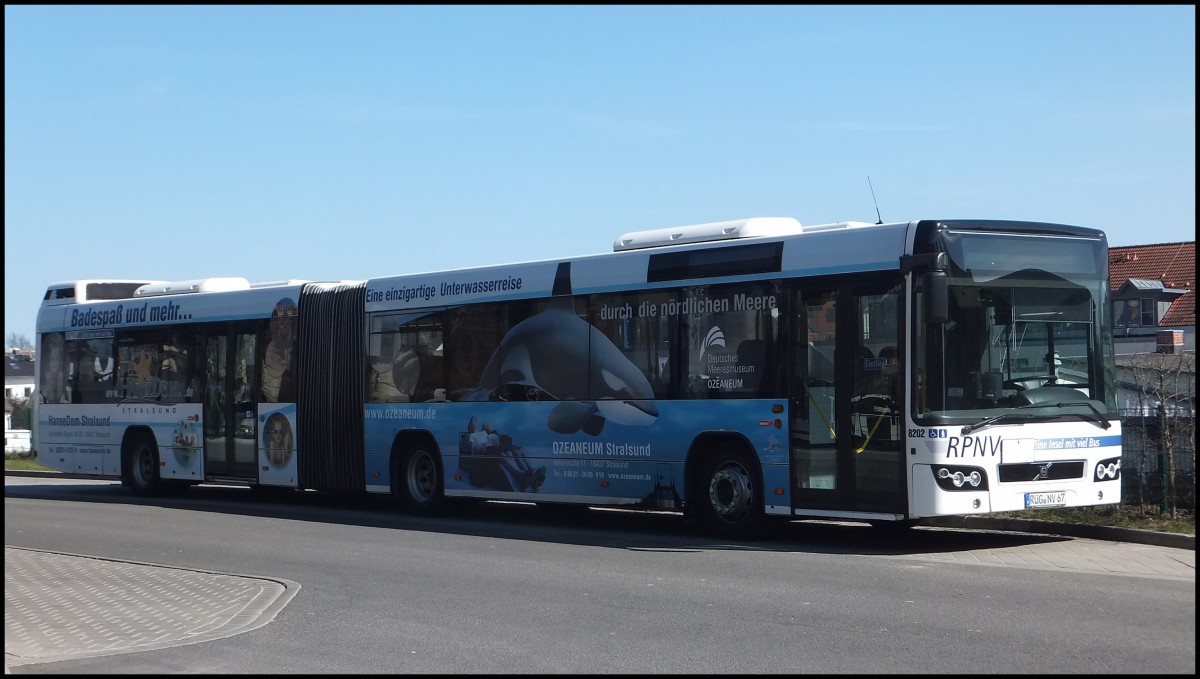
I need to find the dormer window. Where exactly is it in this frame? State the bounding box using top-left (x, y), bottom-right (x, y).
top-left (1139, 299), bottom-right (1156, 326)
top-left (1114, 298), bottom-right (1157, 327)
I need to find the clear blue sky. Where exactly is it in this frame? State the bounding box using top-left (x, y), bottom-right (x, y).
top-left (5, 5), bottom-right (1195, 345)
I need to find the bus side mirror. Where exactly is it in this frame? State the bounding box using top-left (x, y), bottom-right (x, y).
top-left (900, 252), bottom-right (948, 325)
top-left (925, 271), bottom-right (948, 325)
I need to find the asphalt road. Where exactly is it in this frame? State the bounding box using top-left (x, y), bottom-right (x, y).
top-left (5, 475), bottom-right (1196, 674)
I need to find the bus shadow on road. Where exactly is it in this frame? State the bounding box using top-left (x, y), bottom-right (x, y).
top-left (5, 478), bottom-right (1070, 557)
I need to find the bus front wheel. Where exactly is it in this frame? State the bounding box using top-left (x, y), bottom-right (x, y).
top-left (697, 448), bottom-right (765, 540)
top-left (394, 441), bottom-right (446, 516)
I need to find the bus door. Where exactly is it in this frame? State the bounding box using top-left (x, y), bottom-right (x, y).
top-left (202, 327), bottom-right (259, 479)
top-left (790, 282), bottom-right (904, 514)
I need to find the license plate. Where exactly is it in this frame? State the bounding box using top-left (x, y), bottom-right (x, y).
top-left (1025, 491), bottom-right (1066, 508)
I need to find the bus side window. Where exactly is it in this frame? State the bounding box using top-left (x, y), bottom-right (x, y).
top-left (736, 339), bottom-right (766, 395)
top-left (39, 333), bottom-right (68, 404)
top-left (588, 291), bottom-right (674, 400)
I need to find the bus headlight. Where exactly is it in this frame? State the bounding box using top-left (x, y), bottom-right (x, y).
top-left (933, 465), bottom-right (989, 491)
top-left (1094, 457), bottom-right (1121, 482)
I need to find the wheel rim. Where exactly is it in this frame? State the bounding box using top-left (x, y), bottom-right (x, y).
top-left (406, 450), bottom-right (437, 503)
top-left (708, 460), bottom-right (754, 524)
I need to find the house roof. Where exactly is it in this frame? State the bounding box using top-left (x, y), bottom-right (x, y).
top-left (1162, 288), bottom-right (1195, 327)
top-left (5, 355), bottom-right (35, 380)
top-left (1109, 241), bottom-right (1196, 328)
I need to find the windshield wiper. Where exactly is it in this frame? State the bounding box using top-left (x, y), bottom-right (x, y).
top-left (961, 413), bottom-right (1035, 436)
top-left (961, 402), bottom-right (1111, 436)
top-left (1052, 401), bottom-right (1112, 430)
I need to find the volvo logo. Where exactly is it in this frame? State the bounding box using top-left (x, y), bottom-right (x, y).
top-left (1034, 462), bottom-right (1054, 481)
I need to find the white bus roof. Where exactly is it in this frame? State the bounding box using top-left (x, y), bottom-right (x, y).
top-left (365, 217), bottom-right (912, 313)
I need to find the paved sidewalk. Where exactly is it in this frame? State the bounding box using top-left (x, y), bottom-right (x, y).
top-left (4, 547), bottom-right (299, 673)
top-left (890, 526), bottom-right (1195, 580)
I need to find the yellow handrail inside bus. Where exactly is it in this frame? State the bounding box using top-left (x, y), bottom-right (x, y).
top-left (801, 382), bottom-right (836, 439)
top-left (854, 411), bottom-right (889, 455)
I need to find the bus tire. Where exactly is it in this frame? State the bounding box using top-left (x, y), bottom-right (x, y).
top-left (697, 446), bottom-right (765, 540)
top-left (393, 439), bottom-right (446, 516)
top-left (124, 433), bottom-right (165, 497)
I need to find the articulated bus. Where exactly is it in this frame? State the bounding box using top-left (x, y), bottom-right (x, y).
top-left (34, 218), bottom-right (1122, 539)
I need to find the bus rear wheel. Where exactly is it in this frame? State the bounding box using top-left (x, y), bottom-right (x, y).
top-left (394, 441), bottom-right (446, 516)
top-left (124, 433), bottom-right (164, 497)
top-left (698, 448), bottom-right (765, 540)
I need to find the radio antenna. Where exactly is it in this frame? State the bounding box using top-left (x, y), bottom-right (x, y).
top-left (867, 176), bottom-right (883, 224)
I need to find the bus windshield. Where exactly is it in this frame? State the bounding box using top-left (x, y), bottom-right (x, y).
top-left (914, 230), bottom-right (1117, 423)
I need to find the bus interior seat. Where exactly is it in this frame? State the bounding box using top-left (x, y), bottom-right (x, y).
top-left (415, 355), bottom-right (443, 401)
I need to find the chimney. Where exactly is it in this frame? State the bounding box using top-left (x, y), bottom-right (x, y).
top-left (1156, 329), bottom-right (1183, 354)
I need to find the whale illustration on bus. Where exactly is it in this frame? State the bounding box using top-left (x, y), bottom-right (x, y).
top-left (461, 263), bottom-right (659, 436)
